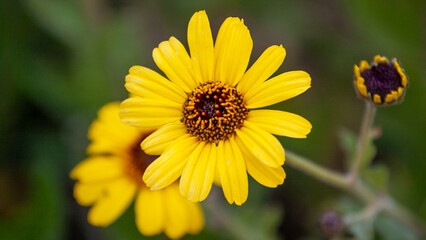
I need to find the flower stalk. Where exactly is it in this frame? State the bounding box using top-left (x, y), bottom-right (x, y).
top-left (285, 151), bottom-right (425, 236)
top-left (348, 101), bottom-right (376, 184)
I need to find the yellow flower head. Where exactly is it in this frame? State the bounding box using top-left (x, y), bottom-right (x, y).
top-left (120, 11), bottom-right (312, 205)
top-left (354, 55), bottom-right (409, 106)
top-left (70, 103), bottom-right (204, 239)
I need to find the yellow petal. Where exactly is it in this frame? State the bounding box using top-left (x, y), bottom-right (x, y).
top-left (213, 163), bottom-right (222, 186)
top-left (354, 64), bottom-right (361, 77)
top-left (135, 188), bottom-right (164, 236)
top-left (143, 135), bottom-right (199, 190)
top-left (245, 71), bottom-right (311, 109)
top-left (360, 60), bottom-right (370, 72)
top-left (247, 110), bottom-right (312, 138)
top-left (356, 77), bottom-right (368, 97)
top-left (153, 37), bottom-right (198, 92)
top-left (163, 184), bottom-right (193, 239)
top-left (70, 156), bottom-right (123, 183)
top-left (187, 10), bottom-right (214, 83)
top-left (217, 138), bottom-right (248, 205)
top-left (180, 142), bottom-right (216, 202)
top-left (214, 17), bottom-right (252, 86)
top-left (237, 45), bottom-right (286, 93)
top-left (385, 93), bottom-right (394, 103)
top-left (87, 103), bottom-right (142, 155)
top-left (237, 142), bottom-right (286, 187)
top-left (141, 121), bottom-right (187, 155)
top-left (235, 122), bottom-right (285, 168)
top-left (73, 182), bottom-right (105, 206)
top-left (185, 198), bottom-right (204, 234)
top-left (120, 97), bottom-right (181, 128)
top-left (374, 55), bottom-right (388, 64)
top-left (87, 178), bottom-right (137, 226)
top-left (125, 66), bottom-right (186, 103)
top-left (373, 94), bottom-right (381, 104)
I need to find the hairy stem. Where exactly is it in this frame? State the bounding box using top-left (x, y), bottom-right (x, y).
top-left (285, 151), bottom-right (425, 236)
top-left (348, 102), bottom-right (376, 183)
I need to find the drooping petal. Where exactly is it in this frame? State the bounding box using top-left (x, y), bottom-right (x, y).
top-left (237, 45), bottom-right (286, 93)
top-left (87, 178), bottom-right (137, 226)
top-left (217, 138), bottom-right (248, 205)
top-left (135, 188), bottom-right (164, 236)
top-left (187, 10), bottom-right (214, 83)
top-left (153, 37), bottom-right (198, 92)
top-left (245, 71), bottom-right (311, 109)
top-left (247, 110), bottom-right (312, 138)
top-left (185, 198), bottom-right (204, 234)
top-left (235, 122), bottom-right (285, 168)
top-left (125, 66), bottom-right (186, 104)
top-left (237, 142), bottom-right (286, 188)
top-left (70, 156), bottom-right (123, 183)
top-left (87, 102), bottom-right (141, 155)
top-left (143, 134), bottom-right (199, 190)
top-left (214, 17), bottom-right (252, 86)
top-left (180, 142), bottom-right (216, 202)
top-left (141, 121), bottom-right (187, 155)
top-left (120, 97), bottom-right (181, 129)
top-left (164, 183), bottom-right (203, 239)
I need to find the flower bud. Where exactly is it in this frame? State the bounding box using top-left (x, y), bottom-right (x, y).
top-left (354, 55), bottom-right (409, 106)
top-left (318, 210), bottom-right (344, 238)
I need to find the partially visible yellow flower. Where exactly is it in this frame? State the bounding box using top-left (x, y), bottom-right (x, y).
top-left (354, 55), bottom-right (409, 106)
top-left (70, 103), bottom-right (204, 239)
top-left (120, 10), bottom-right (312, 205)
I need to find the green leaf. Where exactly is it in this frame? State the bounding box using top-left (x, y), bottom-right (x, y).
top-left (338, 128), bottom-right (377, 169)
top-left (335, 197), bottom-right (375, 240)
top-left (361, 165), bottom-right (390, 192)
top-left (348, 217), bottom-right (375, 240)
top-left (375, 214), bottom-right (420, 240)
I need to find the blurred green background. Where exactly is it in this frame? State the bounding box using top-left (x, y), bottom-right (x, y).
top-left (1, 0), bottom-right (425, 239)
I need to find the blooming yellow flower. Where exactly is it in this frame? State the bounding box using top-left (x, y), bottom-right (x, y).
top-left (70, 103), bottom-right (204, 239)
top-left (120, 10), bottom-right (312, 205)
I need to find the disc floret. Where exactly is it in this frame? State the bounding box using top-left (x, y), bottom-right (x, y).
top-left (124, 134), bottom-right (158, 186)
top-left (182, 82), bottom-right (249, 143)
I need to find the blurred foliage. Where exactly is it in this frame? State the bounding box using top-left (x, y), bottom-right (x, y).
top-left (0, 0), bottom-right (425, 239)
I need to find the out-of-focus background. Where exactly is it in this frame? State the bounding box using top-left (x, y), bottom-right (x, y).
top-left (1, 0), bottom-right (425, 239)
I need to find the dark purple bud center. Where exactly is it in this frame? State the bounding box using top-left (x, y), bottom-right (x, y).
top-left (361, 63), bottom-right (402, 100)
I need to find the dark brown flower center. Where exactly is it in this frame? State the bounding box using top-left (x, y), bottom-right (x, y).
top-left (182, 82), bottom-right (249, 143)
top-left (124, 134), bottom-right (158, 187)
top-left (361, 62), bottom-right (402, 102)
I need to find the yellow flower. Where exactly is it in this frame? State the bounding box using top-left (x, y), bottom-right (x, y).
top-left (354, 55), bottom-right (409, 106)
top-left (70, 103), bottom-right (204, 239)
top-left (120, 10), bottom-right (312, 205)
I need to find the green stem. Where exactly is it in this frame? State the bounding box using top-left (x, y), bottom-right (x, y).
top-left (382, 196), bottom-right (426, 235)
top-left (348, 102), bottom-right (377, 183)
top-left (285, 151), bottom-right (425, 236)
top-left (285, 151), bottom-right (348, 190)
top-left (344, 200), bottom-right (381, 225)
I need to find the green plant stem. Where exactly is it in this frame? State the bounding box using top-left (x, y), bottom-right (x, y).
top-left (285, 151), bottom-right (425, 236)
top-left (348, 102), bottom-right (377, 184)
top-left (382, 196), bottom-right (426, 236)
top-left (344, 200), bottom-right (381, 225)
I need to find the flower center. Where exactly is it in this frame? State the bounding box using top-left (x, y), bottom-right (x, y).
top-left (361, 62), bottom-right (402, 102)
top-left (124, 134), bottom-right (159, 187)
top-left (182, 82), bottom-right (249, 143)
